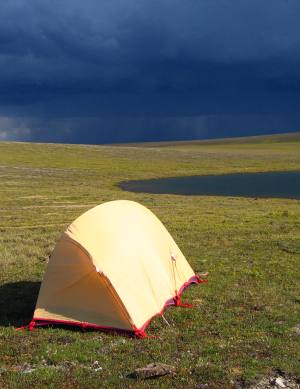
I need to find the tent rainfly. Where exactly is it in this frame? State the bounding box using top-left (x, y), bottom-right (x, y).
top-left (24, 200), bottom-right (207, 337)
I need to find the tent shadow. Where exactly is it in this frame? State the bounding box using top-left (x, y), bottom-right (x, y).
top-left (0, 281), bottom-right (134, 336)
top-left (0, 281), bottom-right (41, 327)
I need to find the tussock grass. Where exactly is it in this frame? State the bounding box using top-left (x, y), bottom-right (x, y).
top-left (0, 135), bottom-right (299, 388)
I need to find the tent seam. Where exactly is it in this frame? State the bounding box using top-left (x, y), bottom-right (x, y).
top-left (61, 233), bottom-right (134, 328)
top-left (97, 272), bottom-right (134, 328)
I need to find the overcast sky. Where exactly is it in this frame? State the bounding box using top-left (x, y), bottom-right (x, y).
top-left (0, 0), bottom-right (300, 143)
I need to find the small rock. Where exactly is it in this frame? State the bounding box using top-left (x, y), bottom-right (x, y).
top-left (20, 363), bottom-right (35, 374)
top-left (129, 363), bottom-right (175, 379)
top-left (250, 371), bottom-right (300, 389)
top-left (92, 361), bottom-right (103, 372)
top-left (291, 324), bottom-right (300, 336)
top-left (274, 377), bottom-right (286, 388)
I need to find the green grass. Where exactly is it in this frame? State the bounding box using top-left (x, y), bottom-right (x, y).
top-left (0, 133), bottom-right (300, 388)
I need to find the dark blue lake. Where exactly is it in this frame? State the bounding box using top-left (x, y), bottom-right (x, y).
top-left (119, 171), bottom-right (300, 199)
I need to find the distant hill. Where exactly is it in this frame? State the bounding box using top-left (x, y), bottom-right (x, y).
top-left (121, 131), bottom-right (300, 147)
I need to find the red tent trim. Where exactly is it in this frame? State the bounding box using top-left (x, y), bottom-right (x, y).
top-left (133, 274), bottom-right (207, 337)
top-left (20, 274), bottom-right (207, 337)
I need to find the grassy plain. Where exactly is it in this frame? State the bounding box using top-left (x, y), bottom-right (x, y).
top-left (0, 133), bottom-right (300, 388)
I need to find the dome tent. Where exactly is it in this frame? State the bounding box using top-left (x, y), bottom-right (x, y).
top-left (28, 200), bottom-right (206, 337)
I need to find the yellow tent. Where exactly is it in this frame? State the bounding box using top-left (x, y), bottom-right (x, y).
top-left (29, 200), bottom-right (205, 337)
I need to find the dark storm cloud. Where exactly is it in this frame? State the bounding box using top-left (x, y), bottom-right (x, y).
top-left (0, 0), bottom-right (300, 142)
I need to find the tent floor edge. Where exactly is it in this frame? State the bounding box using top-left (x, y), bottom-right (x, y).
top-left (17, 317), bottom-right (136, 336)
top-left (173, 274), bottom-right (208, 307)
top-left (16, 274), bottom-right (207, 337)
top-left (134, 274), bottom-right (207, 337)
top-left (16, 319), bottom-right (36, 331)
